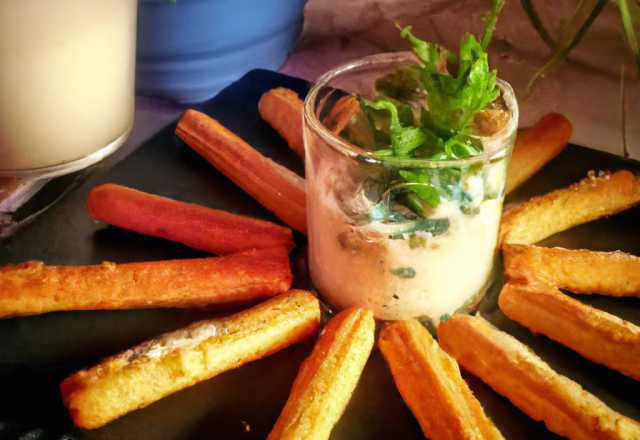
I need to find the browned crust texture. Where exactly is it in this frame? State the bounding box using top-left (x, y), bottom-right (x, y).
top-left (258, 87), bottom-right (305, 159)
top-left (499, 281), bottom-right (640, 382)
top-left (379, 319), bottom-right (504, 440)
top-left (505, 113), bottom-right (572, 194)
top-left (267, 307), bottom-right (375, 440)
top-left (175, 109), bottom-right (307, 234)
top-left (0, 247), bottom-right (293, 317)
top-left (438, 314), bottom-right (640, 440)
top-left (499, 170), bottom-right (640, 246)
top-left (61, 289), bottom-right (321, 429)
top-left (86, 183), bottom-right (295, 255)
top-left (503, 244), bottom-right (640, 297)
top-left (321, 95), bottom-right (361, 136)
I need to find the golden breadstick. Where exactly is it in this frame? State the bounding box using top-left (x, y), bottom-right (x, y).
top-left (503, 244), bottom-right (640, 297)
top-left (259, 87), bottom-right (305, 159)
top-left (0, 246), bottom-right (293, 318)
top-left (267, 307), bottom-right (374, 440)
top-left (61, 290), bottom-right (321, 429)
top-left (505, 113), bottom-right (572, 194)
top-left (499, 281), bottom-right (640, 382)
top-left (378, 319), bottom-right (504, 440)
top-left (438, 314), bottom-right (640, 440)
top-left (499, 170), bottom-right (640, 246)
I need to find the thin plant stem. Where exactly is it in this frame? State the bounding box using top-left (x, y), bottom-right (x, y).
top-left (618, 0), bottom-right (640, 72)
top-left (621, 62), bottom-right (630, 159)
top-left (481, 0), bottom-right (505, 50)
top-left (519, 0), bottom-right (557, 50)
top-left (524, 0), bottom-right (609, 99)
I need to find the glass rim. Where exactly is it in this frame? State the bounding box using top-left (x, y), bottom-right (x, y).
top-left (303, 51), bottom-right (519, 169)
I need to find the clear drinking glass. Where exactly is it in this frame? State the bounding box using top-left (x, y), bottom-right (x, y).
top-left (303, 52), bottom-right (518, 327)
top-left (0, 0), bottom-right (137, 224)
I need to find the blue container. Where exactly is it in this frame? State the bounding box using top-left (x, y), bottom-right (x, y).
top-left (136, 0), bottom-right (307, 103)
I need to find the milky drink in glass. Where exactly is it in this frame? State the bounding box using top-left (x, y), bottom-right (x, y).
top-left (0, 0), bottom-right (136, 171)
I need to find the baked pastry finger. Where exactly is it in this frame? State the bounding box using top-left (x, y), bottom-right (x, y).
top-left (321, 95), bottom-right (361, 136)
top-left (0, 246), bottom-right (292, 317)
top-left (61, 289), bottom-right (321, 429)
top-left (87, 184), bottom-right (295, 255)
top-left (258, 87), bottom-right (305, 159)
top-left (438, 314), bottom-right (640, 440)
top-left (379, 319), bottom-right (504, 440)
top-left (503, 243), bottom-right (640, 297)
top-left (499, 170), bottom-right (640, 246)
top-left (505, 113), bottom-right (572, 195)
top-left (499, 280), bottom-right (640, 382)
top-left (267, 307), bottom-right (375, 440)
top-left (175, 109), bottom-right (307, 234)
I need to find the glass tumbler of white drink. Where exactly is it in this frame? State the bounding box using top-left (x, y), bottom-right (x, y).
top-left (0, 0), bottom-right (137, 222)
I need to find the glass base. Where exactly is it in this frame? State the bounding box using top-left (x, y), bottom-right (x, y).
top-left (0, 124), bottom-right (132, 180)
top-left (0, 126), bottom-right (132, 240)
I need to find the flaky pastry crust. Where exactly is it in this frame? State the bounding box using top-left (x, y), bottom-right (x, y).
top-left (61, 290), bottom-right (320, 429)
top-left (268, 307), bottom-right (374, 440)
top-left (438, 314), bottom-right (640, 440)
top-left (499, 280), bottom-right (640, 382)
top-left (499, 170), bottom-right (640, 246)
top-left (379, 319), bottom-right (504, 440)
top-left (503, 243), bottom-right (640, 297)
top-left (0, 247), bottom-right (292, 317)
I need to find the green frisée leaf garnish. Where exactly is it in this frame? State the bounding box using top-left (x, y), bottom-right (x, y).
top-left (408, 30), bottom-right (500, 132)
top-left (354, 0), bottom-right (503, 226)
top-left (375, 65), bottom-right (423, 101)
top-left (398, 171), bottom-right (441, 207)
top-left (356, 95), bottom-right (392, 150)
top-left (373, 100), bottom-right (426, 157)
top-left (388, 218), bottom-right (450, 238)
top-left (409, 234), bottom-right (427, 249)
top-left (439, 313), bottom-right (452, 322)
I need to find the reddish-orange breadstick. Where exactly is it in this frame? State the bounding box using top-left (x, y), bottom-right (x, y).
top-left (175, 110), bottom-right (307, 234)
top-left (379, 319), bottom-right (504, 440)
top-left (87, 184), bottom-right (295, 255)
top-left (0, 246), bottom-right (293, 317)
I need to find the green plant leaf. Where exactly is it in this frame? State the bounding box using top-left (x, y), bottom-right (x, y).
top-left (519, 0), bottom-right (557, 50)
top-left (619, 0), bottom-right (640, 72)
top-left (404, 30), bottom-right (500, 132)
top-left (525, 0), bottom-right (609, 99)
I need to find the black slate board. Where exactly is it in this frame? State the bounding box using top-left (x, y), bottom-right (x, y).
top-left (1, 69), bottom-right (639, 440)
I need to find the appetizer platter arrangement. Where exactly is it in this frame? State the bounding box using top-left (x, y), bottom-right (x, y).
top-left (2, 43), bottom-right (640, 440)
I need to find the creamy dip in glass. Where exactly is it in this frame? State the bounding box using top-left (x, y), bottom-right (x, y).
top-left (304, 52), bottom-right (518, 326)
